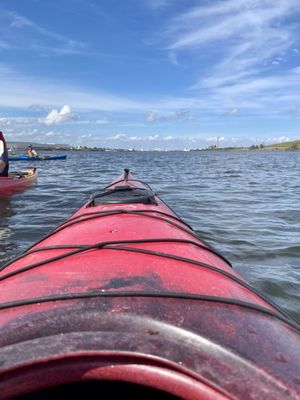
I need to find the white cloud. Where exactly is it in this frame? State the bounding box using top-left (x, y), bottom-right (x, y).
top-left (107, 133), bottom-right (176, 142)
top-left (99, 134), bottom-right (228, 150)
top-left (145, 111), bottom-right (157, 122)
top-left (73, 119), bottom-right (110, 125)
top-left (168, 0), bottom-right (299, 52)
top-left (207, 136), bottom-right (224, 142)
top-left (1, 1), bottom-right (300, 140)
top-left (162, 0), bottom-right (300, 112)
top-left (109, 133), bottom-right (127, 140)
top-left (249, 135), bottom-right (291, 144)
top-left (80, 133), bottom-right (93, 139)
top-left (149, 134), bottom-right (159, 140)
top-left (0, 116), bottom-right (35, 126)
top-left (10, 15), bottom-right (32, 29)
top-left (265, 136), bottom-right (291, 143)
top-left (40, 105), bottom-right (77, 125)
top-left (5, 127), bottom-right (70, 143)
top-left (7, 11), bottom-right (87, 55)
top-left (0, 64), bottom-right (156, 112)
top-left (145, 110), bottom-right (192, 123)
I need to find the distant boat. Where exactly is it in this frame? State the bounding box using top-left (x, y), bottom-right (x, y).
top-left (8, 154), bottom-right (67, 161)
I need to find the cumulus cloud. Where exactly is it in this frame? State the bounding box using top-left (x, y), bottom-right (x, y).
top-left (40, 105), bottom-right (77, 125)
top-left (2, 3), bottom-right (300, 148)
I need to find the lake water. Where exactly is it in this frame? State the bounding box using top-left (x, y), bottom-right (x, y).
top-left (1, 150), bottom-right (300, 323)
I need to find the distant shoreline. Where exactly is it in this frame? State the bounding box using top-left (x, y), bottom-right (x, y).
top-left (8, 139), bottom-right (300, 152)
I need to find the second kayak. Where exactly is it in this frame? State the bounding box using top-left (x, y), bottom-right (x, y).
top-left (0, 169), bottom-right (299, 399)
top-left (8, 154), bottom-right (67, 161)
top-left (0, 167), bottom-right (37, 196)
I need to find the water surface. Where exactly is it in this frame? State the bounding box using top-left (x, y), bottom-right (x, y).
top-left (1, 150), bottom-right (299, 322)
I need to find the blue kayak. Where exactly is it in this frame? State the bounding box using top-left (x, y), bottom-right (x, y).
top-left (8, 154), bottom-right (67, 161)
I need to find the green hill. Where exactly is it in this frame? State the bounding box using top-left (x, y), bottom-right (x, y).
top-left (192, 139), bottom-right (300, 151)
top-left (243, 140), bottom-right (300, 151)
top-left (260, 140), bottom-right (300, 151)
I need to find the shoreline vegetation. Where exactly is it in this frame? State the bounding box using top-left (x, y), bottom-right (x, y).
top-left (7, 139), bottom-right (300, 152)
top-left (195, 139), bottom-right (300, 152)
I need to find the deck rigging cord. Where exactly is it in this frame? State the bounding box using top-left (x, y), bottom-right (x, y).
top-left (1, 171), bottom-right (298, 328)
top-left (0, 236), bottom-right (297, 325)
top-left (0, 289), bottom-right (299, 332)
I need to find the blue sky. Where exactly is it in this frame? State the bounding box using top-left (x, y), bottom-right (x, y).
top-left (1, 0), bottom-right (300, 149)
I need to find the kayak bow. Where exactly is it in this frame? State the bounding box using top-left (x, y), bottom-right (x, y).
top-left (0, 169), bottom-right (299, 399)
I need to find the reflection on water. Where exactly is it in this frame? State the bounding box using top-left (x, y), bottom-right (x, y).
top-left (0, 197), bottom-right (16, 258)
top-left (0, 150), bottom-right (299, 322)
top-left (0, 197), bottom-right (13, 218)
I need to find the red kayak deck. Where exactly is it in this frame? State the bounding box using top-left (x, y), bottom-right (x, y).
top-left (0, 169), bottom-right (299, 399)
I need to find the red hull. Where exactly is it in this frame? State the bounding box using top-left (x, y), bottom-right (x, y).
top-left (0, 169), bottom-right (299, 399)
top-left (0, 168), bottom-right (37, 196)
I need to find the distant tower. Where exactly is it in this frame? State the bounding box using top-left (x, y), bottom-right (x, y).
top-left (216, 137), bottom-right (220, 148)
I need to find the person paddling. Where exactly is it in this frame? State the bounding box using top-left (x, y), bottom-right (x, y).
top-left (27, 144), bottom-right (39, 158)
top-left (0, 131), bottom-right (9, 177)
